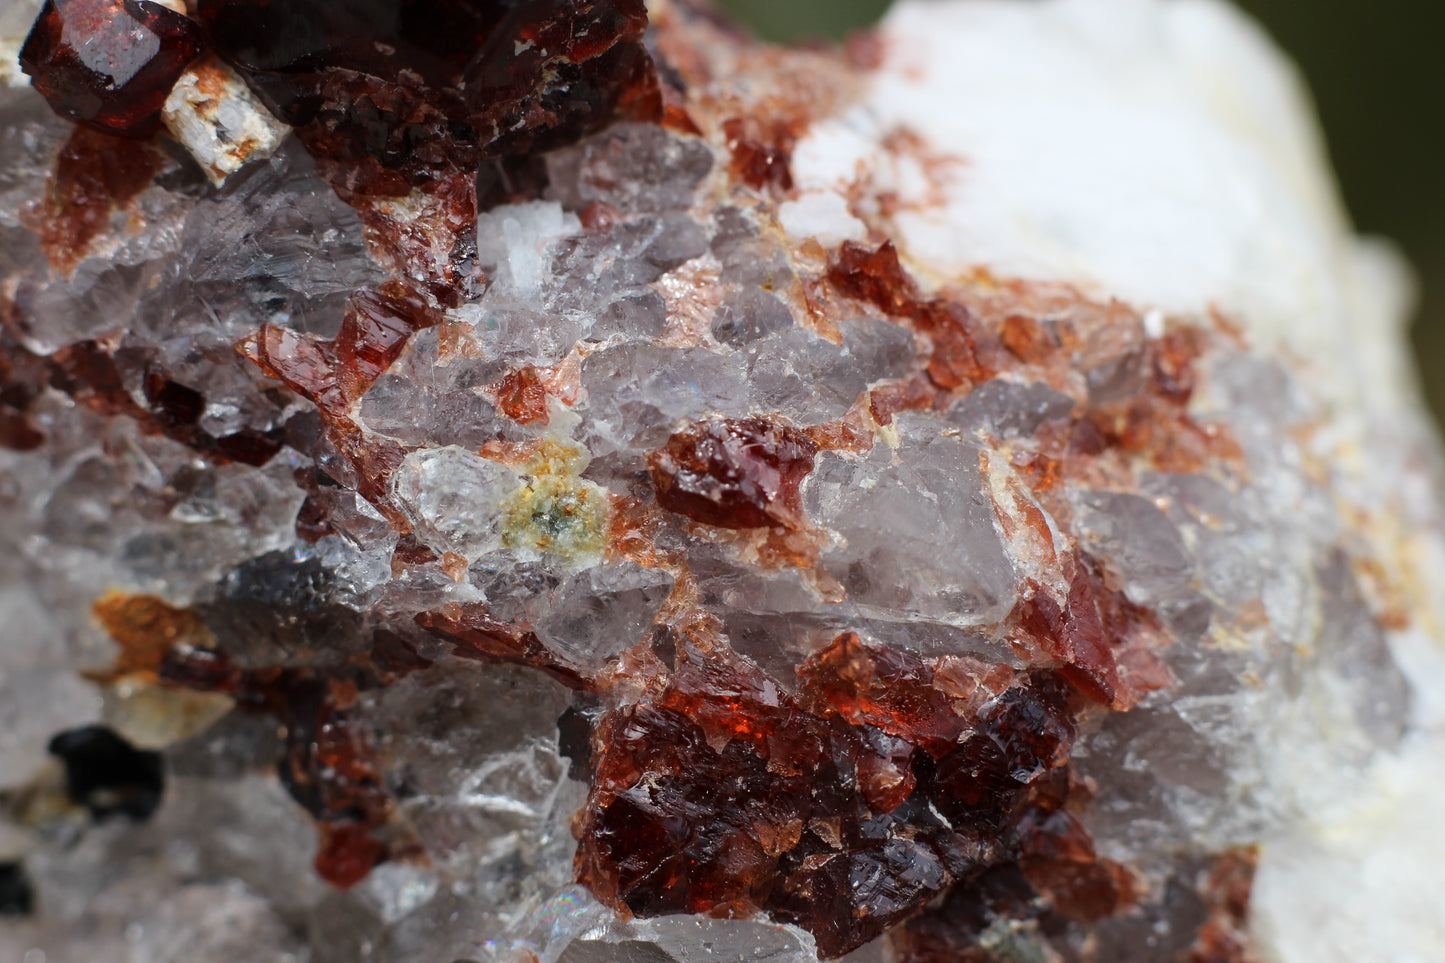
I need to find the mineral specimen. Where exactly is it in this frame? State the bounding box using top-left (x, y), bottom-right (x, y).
top-left (0, 0), bottom-right (1443, 962)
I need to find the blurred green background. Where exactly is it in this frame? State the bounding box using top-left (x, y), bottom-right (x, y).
top-left (717, 0), bottom-right (1445, 430)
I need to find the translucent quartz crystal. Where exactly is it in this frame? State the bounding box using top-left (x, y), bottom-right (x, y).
top-left (0, 0), bottom-right (1442, 962)
top-left (394, 446), bottom-right (524, 560)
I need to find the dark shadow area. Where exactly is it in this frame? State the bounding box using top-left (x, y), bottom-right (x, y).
top-left (716, 0), bottom-right (1445, 430)
top-left (715, 0), bottom-right (890, 43)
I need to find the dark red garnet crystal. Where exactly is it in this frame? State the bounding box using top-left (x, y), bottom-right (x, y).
top-left (19, 0), bottom-right (203, 138)
top-left (194, 0), bottom-right (661, 189)
top-left (575, 631), bottom-right (1086, 958)
top-left (648, 417), bottom-right (820, 530)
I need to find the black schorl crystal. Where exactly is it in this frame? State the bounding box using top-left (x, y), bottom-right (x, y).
top-left (0, 863), bottom-right (35, 917)
top-left (47, 725), bottom-right (165, 822)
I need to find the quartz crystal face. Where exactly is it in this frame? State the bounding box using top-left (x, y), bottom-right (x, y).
top-left (1, 1), bottom-right (1443, 962)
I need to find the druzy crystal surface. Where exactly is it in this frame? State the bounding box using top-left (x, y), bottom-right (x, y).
top-left (1, 0), bottom-right (1444, 961)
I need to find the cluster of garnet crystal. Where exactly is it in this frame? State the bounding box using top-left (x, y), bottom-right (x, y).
top-left (92, 587), bottom-right (444, 890)
top-left (411, 596), bottom-right (1137, 958)
top-left (575, 629), bottom-right (1123, 958)
top-left (0, 321), bottom-right (286, 467)
top-left (194, 0), bottom-right (660, 191)
top-left (157, 640), bottom-right (406, 889)
top-left (20, 0), bottom-right (660, 188)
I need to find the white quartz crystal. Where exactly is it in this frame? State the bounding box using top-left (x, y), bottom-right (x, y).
top-left (476, 202), bottom-right (584, 300)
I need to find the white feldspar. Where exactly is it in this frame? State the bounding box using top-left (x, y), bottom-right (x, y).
top-left (798, 0), bottom-right (1417, 414)
top-left (790, 1), bottom-right (1444, 959)
top-left (778, 191), bottom-right (868, 247)
top-left (161, 58), bottom-right (292, 187)
top-left (0, 0), bottom-right (40, 87)
top-left (476, 202), bottom-right (585, 300)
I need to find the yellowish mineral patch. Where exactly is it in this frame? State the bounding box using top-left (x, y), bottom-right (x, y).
top-left (91, 591), bottom-right (215, 678)
top-left (498, 439), bottom-right (610, 566)
top-left (101, 677), bottom-right (235, 751)
top-left (90, 591), bottom-right (236, 749)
